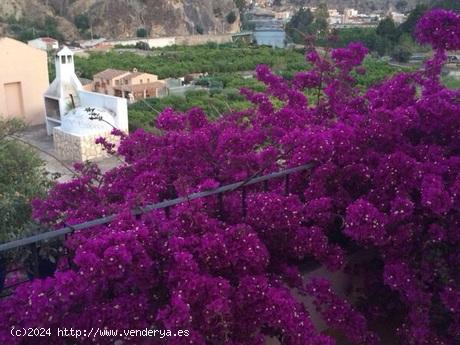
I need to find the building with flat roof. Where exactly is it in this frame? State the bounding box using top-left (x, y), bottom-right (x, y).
top-left (0, 37), bottom-right (49, 126)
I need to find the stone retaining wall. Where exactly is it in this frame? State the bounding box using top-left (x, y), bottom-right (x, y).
top-left (53, 127), bottom-right (119, 162)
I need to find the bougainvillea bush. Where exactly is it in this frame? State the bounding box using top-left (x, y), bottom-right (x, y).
top-left (1, 9), bottom-right (460, 345)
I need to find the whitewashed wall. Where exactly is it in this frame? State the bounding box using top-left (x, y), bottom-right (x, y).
top-left (109, 37), bottom-right (176, 48)
top-left (78, 90), bottom-right (129, 133)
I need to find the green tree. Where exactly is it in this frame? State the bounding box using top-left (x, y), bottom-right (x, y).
top-left (135, 41), bottom-right (150, 50)
top-left (196, 25), bottom-right (204, 35)
top-left (0, 120), bottom-right (52, 243)
top-left (431, 0), bottom-right (460, 11)
top-left (74, 14), bottom-right (90, 32)
top-left (332, 27), bottom-right (379, 51)
top-left (376, 17), bottom-right (398, 55)
top-left (392, 45), bottom-right (412, 62)
top-left (286, 8), bottom-right (314, 43)
top-left (136, 28), bottom-right (148, 38)
top-left (313, 3), bottom-right (329, 36)
top-left (397, 5), bottom-right (429, 37)
top-left (376, 17), bottom-right (398, 42)
top-left (234, 0), bottom-right (247, 12)
top-left (226, 11), bottom-right (237, 24)
top-left (43, 16), bottom-right (63, 41)
top-left (395, 0), bottom-right (408, 12)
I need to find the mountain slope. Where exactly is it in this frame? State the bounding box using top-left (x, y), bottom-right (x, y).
top-left (0, 0), bottom-right (240, 40)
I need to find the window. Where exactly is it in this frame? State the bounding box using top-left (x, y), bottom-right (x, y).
top-left (67, 55), bottom-right (72, 63)
top-left (147, 78), bottom-right (150, 83)
top-left (140, 79), bottom-right (143, 84)
top-left (61, 56), bottom-right (66, 64)
top-left (124, 79), bottom-right (129, 85)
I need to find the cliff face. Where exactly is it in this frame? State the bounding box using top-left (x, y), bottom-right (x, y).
top-left (1, 0), bottom-right (240, 40)
top-left (67, 0), bottom-right (240, 38)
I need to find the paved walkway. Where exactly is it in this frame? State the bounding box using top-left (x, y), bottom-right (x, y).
top-left (16, 125), bottom-right (120, 182)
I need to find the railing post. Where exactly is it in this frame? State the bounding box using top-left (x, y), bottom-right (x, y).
top-left (0, 254), bottom-right (6, 293)
top-left (64, 223), bottom-right (77, 271)
top-left (242, 187), bottom-right (247, 218)
top-left (284, 174), bottom-right (290, 195)
top-left (63, 233), bottom-right (72, 270)
top-left (29, 243), bottom-right (40, 279)
top-left (218, 193), bottom-right (224, 220)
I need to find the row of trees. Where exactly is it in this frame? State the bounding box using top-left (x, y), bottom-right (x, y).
top-left (75, 43), bottom-right (308, 80)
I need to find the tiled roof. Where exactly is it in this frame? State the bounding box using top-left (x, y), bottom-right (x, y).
top-left (124, 71), bottom-right (158, 80)
top-left (124, 72), bottom-right (144, 80)
top-left (94, 68), bottom-right (130, 80)
top-left (93, 69), bottom-right (158, 81)
top-left (40, 37), bottom-right (58, 43)
top-left (114, 81), bottom-right (166, 92)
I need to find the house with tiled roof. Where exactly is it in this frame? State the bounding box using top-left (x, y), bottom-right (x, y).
top-left (91, 68), bottom-right (167, 101)
top-left (27, 37), bottom-right (59, 51)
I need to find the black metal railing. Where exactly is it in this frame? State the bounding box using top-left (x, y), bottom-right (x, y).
top-left (0, 163), bottom-right (315, 295)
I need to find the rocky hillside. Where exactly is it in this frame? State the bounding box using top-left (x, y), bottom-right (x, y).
top-left (0, 0), bottom-right (240, 41)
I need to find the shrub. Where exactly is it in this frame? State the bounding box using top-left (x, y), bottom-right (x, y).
top-left (0, 120), bottom-right (52, 243)
top-left (74, 14), bottom-right (90, 32)
top-left (226, 11), bottom-right (237, 24)
top-left (135, 41), bottom-right (150, 50)
top-left (196, 25), bottom-right (204, 35)
top-left (1, 9), bottom-right (460, 345)
top-left (391, 45), bottom-right (412, 62)
top-left (136, 27), bottom-right (148, 38)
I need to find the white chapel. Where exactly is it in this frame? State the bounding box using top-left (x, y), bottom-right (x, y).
top-left (44, 47), bottom-right (129, 161)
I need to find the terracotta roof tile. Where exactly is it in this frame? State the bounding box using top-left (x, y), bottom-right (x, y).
top-left (114, 81), bottom-right (166, 92)
top-left (94, 69), bottom-right (130, 80)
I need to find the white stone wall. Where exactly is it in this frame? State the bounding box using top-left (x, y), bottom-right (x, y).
top-left (53, 127), bottom-right (119, 162)
top-left (78, 90), bottom-right (129, 133)
top-left (108, 37), bottom-right (176, 48)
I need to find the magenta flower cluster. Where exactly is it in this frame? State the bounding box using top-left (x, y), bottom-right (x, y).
top-left (1, 9), bottom-right (460, 345)
top-left (415, 8), bottom-right (460, 51)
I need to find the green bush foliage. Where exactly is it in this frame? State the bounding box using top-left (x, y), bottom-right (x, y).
top-left (0, 120), bottom-right (52, 243)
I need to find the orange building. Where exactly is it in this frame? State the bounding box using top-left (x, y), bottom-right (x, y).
top-left (92, 68), bottom-right (167, 101)
top-left (0, 37), bottom-right (49, 126)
